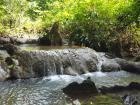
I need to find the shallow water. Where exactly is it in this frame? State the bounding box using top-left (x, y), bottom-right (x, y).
top-left (19, 44), bottom-right (81, 51)
top-left (0, 71), bottom-right (140, 105)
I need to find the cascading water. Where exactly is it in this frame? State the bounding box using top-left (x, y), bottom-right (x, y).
top-left (93, 52), bottom-right (106, 77)
top-left (17, 48), bottom-right (98, 78)
top-left (96, 53), bottom-right (104, 71)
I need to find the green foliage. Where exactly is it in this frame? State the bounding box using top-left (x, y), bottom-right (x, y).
top-left (0, 0), bottom-right (139, 54)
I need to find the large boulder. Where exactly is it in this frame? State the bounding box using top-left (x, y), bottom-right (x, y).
top-left (38, 22), bottom-right (63, 45)
top-left (13, 48), bottom-right (98, 78)
top-left (98, 53), bottom-right (140, 73)
top-left (63, 77), bottom-right (98, 98)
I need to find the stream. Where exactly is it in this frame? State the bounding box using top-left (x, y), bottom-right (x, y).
top-left (0, 71), bottom-right (140, 105)
top-left (0, 44), bottom-right (140, 105)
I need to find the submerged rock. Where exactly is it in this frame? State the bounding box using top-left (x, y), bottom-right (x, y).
top-left (63, 77), bottom-right (98, 98)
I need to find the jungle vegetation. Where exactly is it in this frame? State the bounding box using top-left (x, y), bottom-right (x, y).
top-left (0, 0), bottom-right (139, 55)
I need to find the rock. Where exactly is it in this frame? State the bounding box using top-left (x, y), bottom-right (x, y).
top-left (0, 62), bottom-right (10, 81)
top-left (25, 38), bottom-right (38, 44)
top-left (63, 77), bottom-right (98, 98)
top-left (135, 55), bottom-right (140, 62)
top-left (102, 62), bottom-right (121, 72)
top-left (8, 66), bottom-right (25, 79)
top-left (99, 82), bottom-right (140, 94)
top-left (12, 58), bottom-right (19, 65)
top-left (49, 22), bottom-right (62, 45)
top-left (115, 58), bottom-right (140, 74)
top-left (0, 36), bottom-right (10, 44)
top-left (38, 35), bottom-right (51, 45)
top-left (15, 48), bottom-right (98, 78)
top-left (4, 44), bottom-right (20, 56)
top-left (0, 45), bottom-right (5, 50)
top-left (0, 50), bottom-right (10, 60)
top-left (96, 53), bottom-right (121, 72)
top-left (38, 22), bottom-right (63, 45)
top-left (0, 35), bottom-right (38, 45)
top-left (5, 57), bottom-right (14, 65)
top-left (13, 37), bottom-right (38, 44)
top-left (122, 94), bottom-right (138, 105)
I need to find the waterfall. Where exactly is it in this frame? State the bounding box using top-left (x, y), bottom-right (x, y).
top-left (17, 48), bottom-right (99, 78)
top-left (94, 52), bottom-right (105, 71)
top-left (94, 52), bottom-right (106, 77)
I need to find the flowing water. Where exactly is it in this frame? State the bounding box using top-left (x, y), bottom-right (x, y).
top-left (0, 45), bottom-right (140, 105)
top-left (0, 71), bottom-right (140, 105)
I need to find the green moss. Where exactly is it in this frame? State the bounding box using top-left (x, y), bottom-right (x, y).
top-left (80, 95), bottom-right (123, 105)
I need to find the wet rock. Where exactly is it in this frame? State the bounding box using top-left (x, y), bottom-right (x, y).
top-left (8, 66), bottom-right (26, 79)
top-left (102, 62), bottom-right (121, 72)
top-left (122, 94), bottom-right (138, 105)
top-left (15, 48), bottom-right (98, 78)
top-left (0, 62), bottom-right (10, 81)
top-left (96, 53), bottom-right (121, 72)
top-left (99, 82), bottom-right (140, 94)
top-left (63, 77), bottom-right (98, 98)
top-left (115, 58), bottom-right (140, 74)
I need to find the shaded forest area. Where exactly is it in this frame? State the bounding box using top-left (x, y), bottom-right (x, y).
top-left (0, 0), bottom-right (140, 57)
